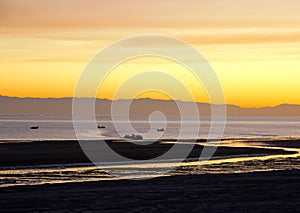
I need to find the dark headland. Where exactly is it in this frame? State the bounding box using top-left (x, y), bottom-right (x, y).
top-left (0, 139), bottom-right (293, 167)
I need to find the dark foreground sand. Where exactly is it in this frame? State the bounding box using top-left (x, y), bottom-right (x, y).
top-left (0, 140), bottom-right (294, 167)
top-left (0, 170), bottom-right (300, 212)
top-left (1, 139), bottom-right (300, 212)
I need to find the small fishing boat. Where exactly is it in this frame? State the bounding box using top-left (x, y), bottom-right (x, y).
top-left (30, 126), bottom-right (39, 130)
top-left (124, 134), bottom-right (143, 140)
top-left (157, 128), bottom-right (165, 132)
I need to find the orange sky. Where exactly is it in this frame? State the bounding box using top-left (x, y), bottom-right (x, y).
top-left (0, 0), bottom-right (300, 107)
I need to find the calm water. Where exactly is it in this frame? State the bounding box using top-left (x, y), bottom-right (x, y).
top-left (1, 115), bottom-right (300, 187)
top-left (0, 115), bottom-right (300, 140)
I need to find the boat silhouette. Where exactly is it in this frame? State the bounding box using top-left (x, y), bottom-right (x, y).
top-left (124, 134), bottom-right (143, 140)
top-left (30, 126), bottom-right (39, 130)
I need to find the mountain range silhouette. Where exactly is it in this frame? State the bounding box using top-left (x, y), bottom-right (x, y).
top-left (0, 95), bottom-right (299, 116)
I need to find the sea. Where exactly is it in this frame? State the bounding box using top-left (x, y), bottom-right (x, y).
top-left (1, 115), bottom-right (300, 187)
top-left (1, 115), bottom-right (300, 141)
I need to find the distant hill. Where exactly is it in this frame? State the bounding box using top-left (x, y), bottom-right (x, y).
top-left (0, 95), bottom-right (300, 116)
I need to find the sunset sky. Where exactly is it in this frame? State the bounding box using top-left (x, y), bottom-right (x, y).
top-left (1, 0), bottom-right (300, 107)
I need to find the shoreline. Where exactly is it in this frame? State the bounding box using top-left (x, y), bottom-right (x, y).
top-left (0, 139), bottom-right (296, 167)
top-left (1, 169), bottom-right (300, 212)
top-left (0, 138), bottom-right (300, 211)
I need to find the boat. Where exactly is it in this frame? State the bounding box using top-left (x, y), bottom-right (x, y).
top-left (157, 128), bottom-right (165, 132)
top-left (98, 125), bottom-right (105, 129)
top-left (30, 126), bottom-right (39, 130)
top-left (124, 134), bottom-right (143, 140)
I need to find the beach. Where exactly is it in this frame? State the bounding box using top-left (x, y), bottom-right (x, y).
top-left (0, 138), bottom-right (300, 211)
top-left (0, 139), bottom-right (293, 167)
top-left (1, 170), bottom-right (300, 212)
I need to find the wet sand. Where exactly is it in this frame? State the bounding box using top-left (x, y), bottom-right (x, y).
top-left (1, 169), bottom-right (300, 212)
top-left (0, 139), bottom-right (294, 167)
top-left (1, 139), bottom-right (300, 212)
top-left (255, 139), bottom-right (300, 149)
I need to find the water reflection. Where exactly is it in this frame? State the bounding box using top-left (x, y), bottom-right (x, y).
top-left (1, 138), bottom-right (300, 187)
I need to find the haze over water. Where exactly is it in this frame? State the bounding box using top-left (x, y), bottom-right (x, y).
top-left (1, 115), bottom-right (300, 141)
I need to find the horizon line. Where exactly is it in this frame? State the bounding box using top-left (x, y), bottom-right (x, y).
top-left (1, 94), bottom-right (299, 109)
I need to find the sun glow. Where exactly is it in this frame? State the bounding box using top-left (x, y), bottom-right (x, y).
top-left (1, 0), bottom-right (300, 107)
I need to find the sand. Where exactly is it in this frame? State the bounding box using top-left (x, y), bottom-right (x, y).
top-left (0, 140), bottom-right (293, 167)
top-left (0, 170), bottom-right (300, 212)
top-left (1, 139), bottom-right (300, 212)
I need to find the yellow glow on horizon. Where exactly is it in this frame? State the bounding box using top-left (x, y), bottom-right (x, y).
top-left (97, 56), bottom-right (209, 103)
top-left (1, 0), bottom-right (300, 107)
